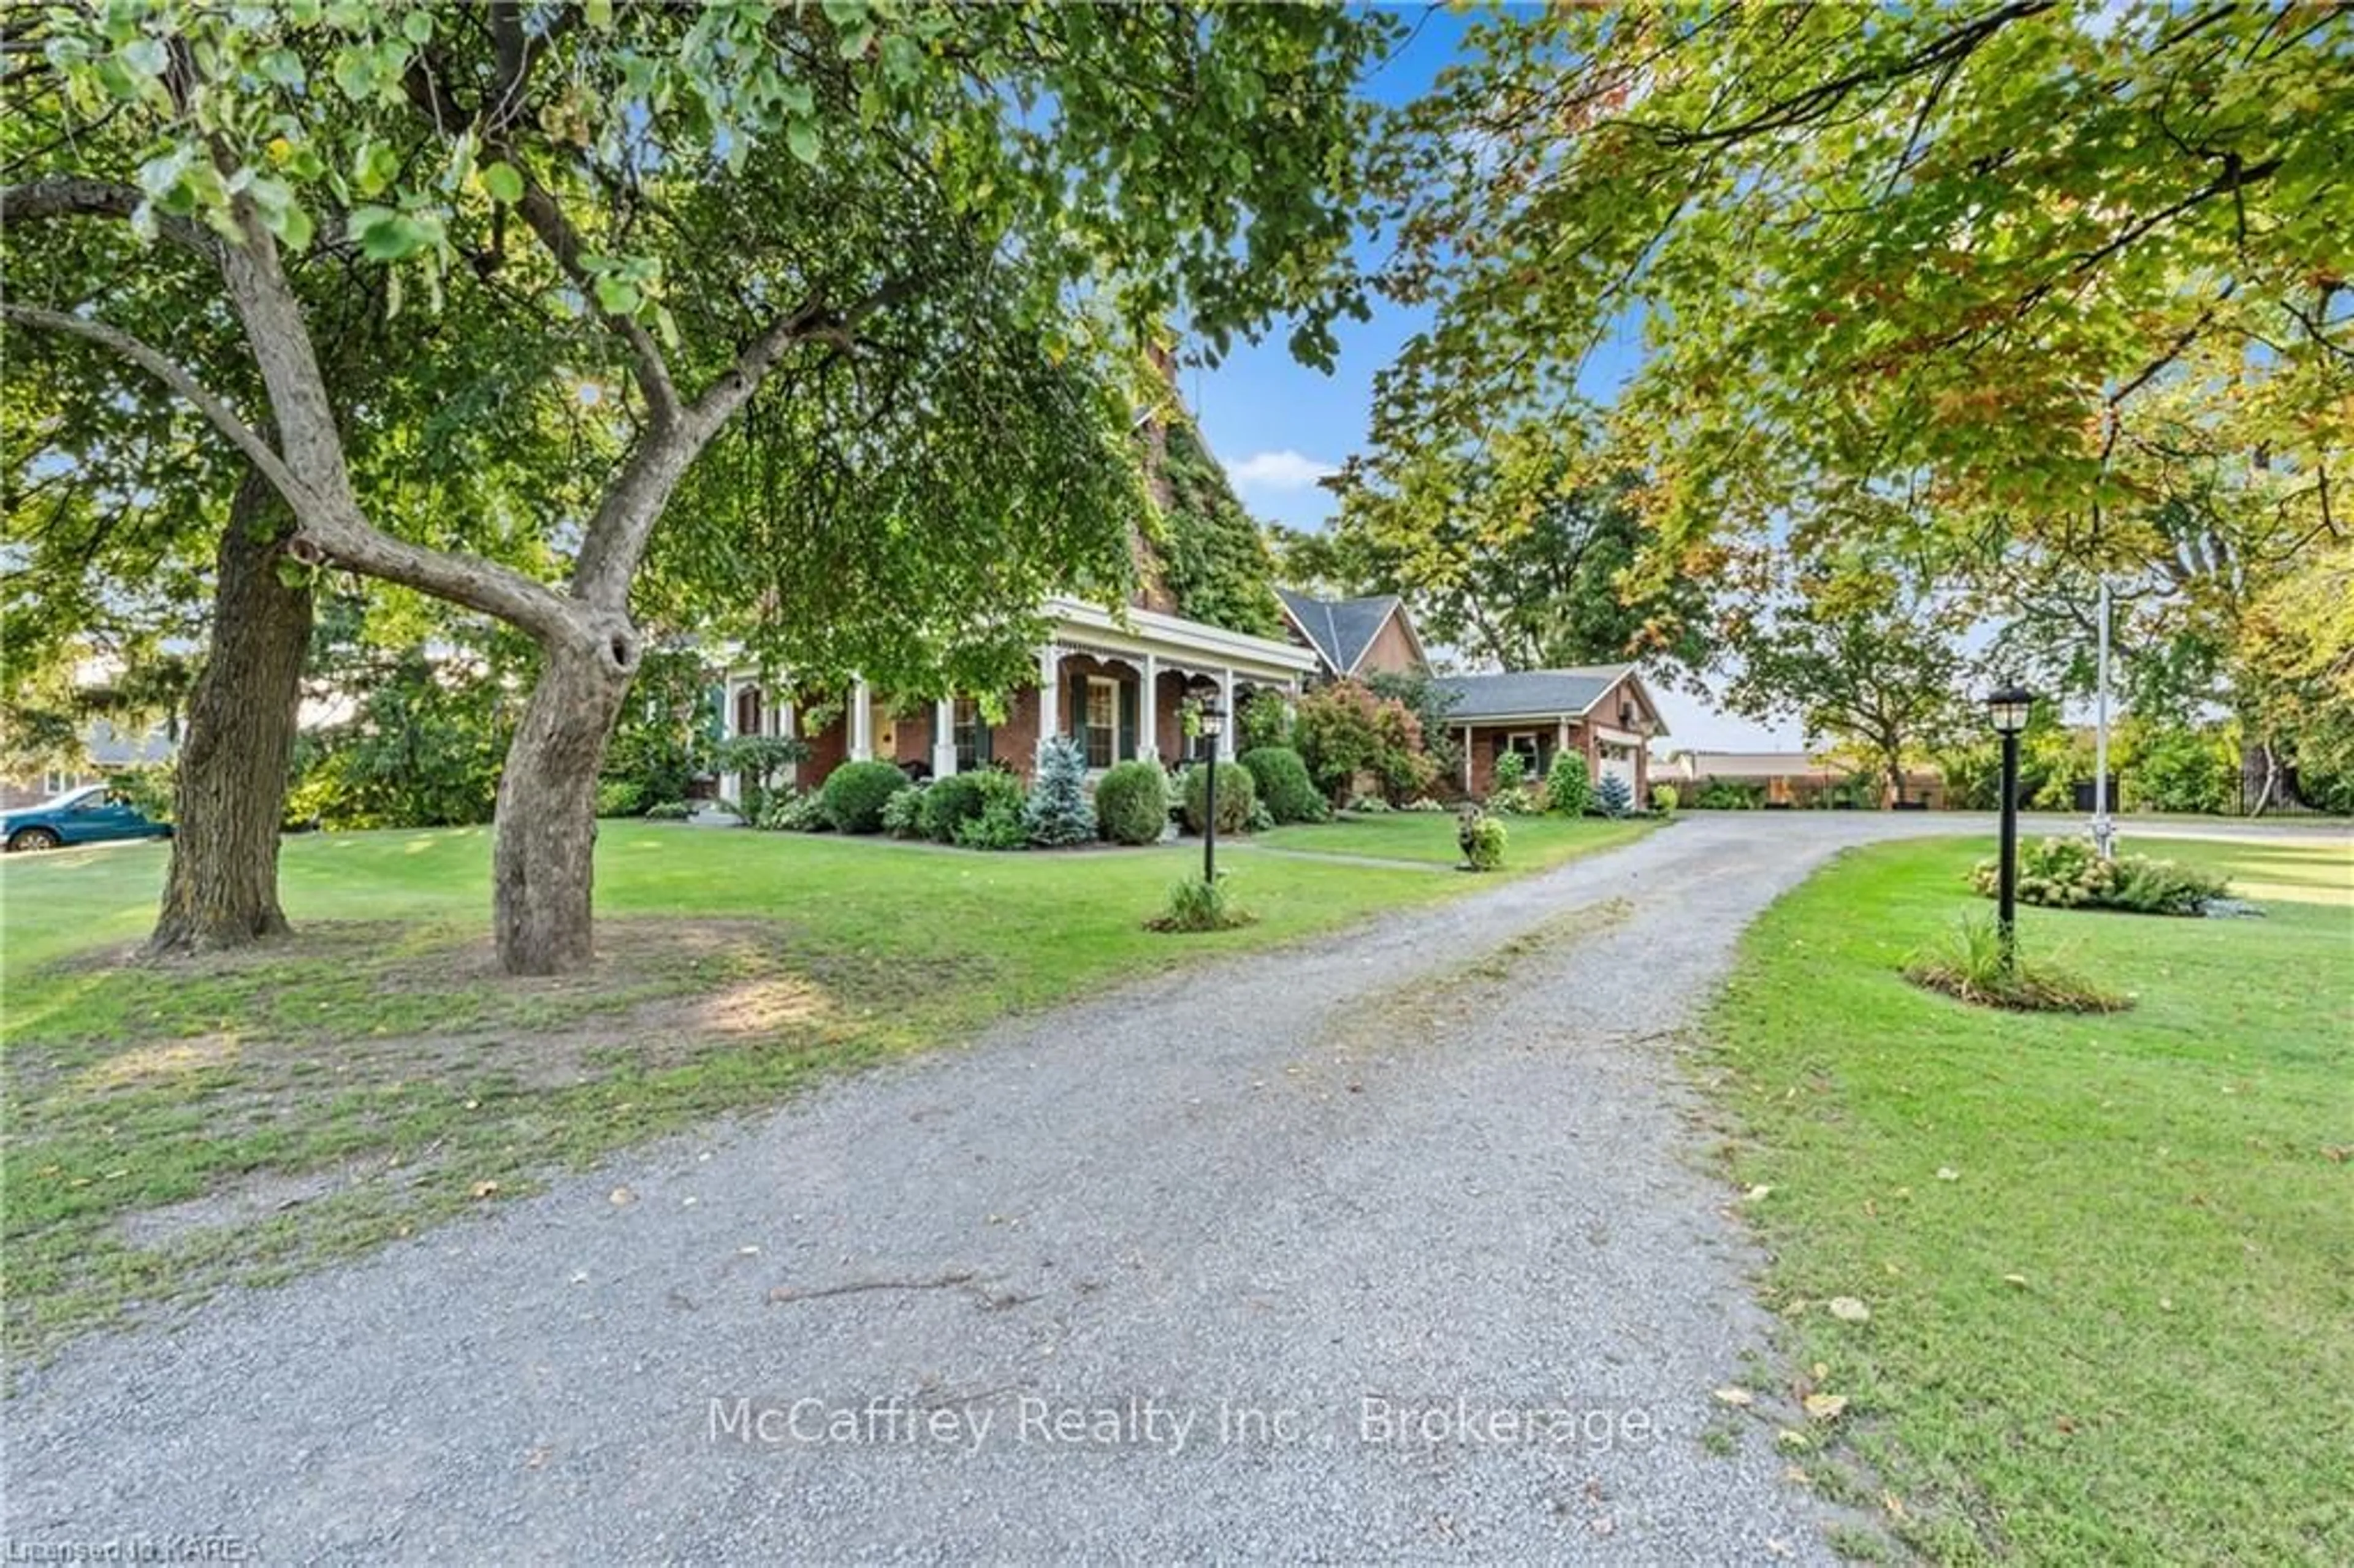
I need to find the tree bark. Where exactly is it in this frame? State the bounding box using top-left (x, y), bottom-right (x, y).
top-left (492, 617), bottom-right (641, 974)
top-left (148, 470), bottom-right (313, 956)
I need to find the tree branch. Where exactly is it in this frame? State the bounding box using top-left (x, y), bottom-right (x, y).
top-left (2, 302), bottom-right (303, 501)
top-left (0, 176), bottom-right (219, 259)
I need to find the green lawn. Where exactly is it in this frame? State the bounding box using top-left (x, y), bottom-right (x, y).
top-left (1254, 808), bottom-right (1655, 866)
top-left (1702, 834), bottom-right (2353, 1565)
top-left (0, 813), bottom-right (1646, 1361)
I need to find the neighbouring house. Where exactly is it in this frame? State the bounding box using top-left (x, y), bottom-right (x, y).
top-left (1274, 589), bottom-right (1426, 682)
top-left (1431, 667), bottom-right (1667, 803)
top-left (1664, 750), bottom-right (1945, 809)
top-left (0, 717), bottom-right (177, 810)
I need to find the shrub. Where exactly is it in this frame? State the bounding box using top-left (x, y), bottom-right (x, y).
top-left (1240, 747), bottom-right (1327, 824)
top-left (1346, 794), bottom-right (1393, 813)
top-left (760, 790), bottom-right (829, 831)
top-left (1236, 688), bottom-right (1292, 753)
top-left (1180, 760), bottom-right (1257, 835)
top-left (1146, 872), bottom-right (1254, 932)
top-left (644, 799), bottom-right (693, 821)
top-left (597, 779), bottom-right (647, 818)
top-left (1293, 678), bottom-right (1433, 805)
top-left (1970, 837), bottom-right (2228, 916)
top-left (919, 772), bottom-right (991, 843)
top-left (1545, 752), bottom-right (1591, 816)
top-left (880, 785), bottom-right (926, 839)
top-left (1902, 915), bottom-right (2131, 1013)
top-left (1652, 783), bottom-right (1680, 813)
top-left (1457, 805), bottom-right (1507, 872)
top-left (819, 759), bottom-right (907, 834)
top-left (1024, 735), bottom-right (1098, 847)
top-left (1491, 750), bottom-right (1529, 793)
top-left (954, 791), bottom-right (1029, 850)
top-left (1095, 761), bottom-right (1170, 845)
top-left (1401, 796), bottom-right (1447, 812)
top-left (1694, 779), bottom-right (1762, 810)
top-left (923, 767), bottom-right (1026, 847)
top-left (1594, 774), bottom-right (1633, 816)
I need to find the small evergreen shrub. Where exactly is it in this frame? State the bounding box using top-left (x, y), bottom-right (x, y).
top-left (1147, 872), bottom-right (1255, 932)
top-left (1903, 915), bottom-right (2131, 1013)
top-left (644, 799), bottom-right (693, 821)
top-left (598, 779), bottom-right (647, 818)
top-left (1180, 761), bottom-right (1257, 835)
top-left (1546, 753), bottom-right (1592, 816)
top-left (880, 785), bottom-right (927, 839)
top-left (819, 759), bottom-right (908, 834)
top-left (1024, 735), bottom-right (1098, 847)
top-left (1095, 761), bottom-right (1170, 845)
top-left (1457, 806), bottom-right (1507, 872)
top-left (1240, 746), bottom-right (1327, 824)
top-left (1594, 774), bottom-right (1633, 817)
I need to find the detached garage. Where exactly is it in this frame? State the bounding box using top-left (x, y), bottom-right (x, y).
top-left (1430, 666), bottom-right (1668, 804)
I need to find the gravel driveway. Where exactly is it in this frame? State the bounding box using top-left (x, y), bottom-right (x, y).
top-left (6, 814), bottom-right (1968, 1564)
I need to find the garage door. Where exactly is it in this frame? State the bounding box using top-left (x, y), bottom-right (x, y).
top-left (1599, 748), bottom-right (1639, 799)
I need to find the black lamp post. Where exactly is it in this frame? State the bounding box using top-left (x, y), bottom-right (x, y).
top-left (1984, 684), bottom-right (2034, 969)
top-left (1198, 700), bottom-right (1225, 883)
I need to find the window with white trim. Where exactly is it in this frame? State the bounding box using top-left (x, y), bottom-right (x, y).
top-left (1085, 677), bottom-right (1118, 769)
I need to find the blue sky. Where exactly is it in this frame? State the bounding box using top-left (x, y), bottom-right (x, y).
top-left (1190, 6), bottom-right (1793, 752)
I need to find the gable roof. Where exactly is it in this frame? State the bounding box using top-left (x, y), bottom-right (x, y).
top-left (1274, 589), bottom-right (1409, 677)
top-left (1428, 665), bottom-right (1667, 735)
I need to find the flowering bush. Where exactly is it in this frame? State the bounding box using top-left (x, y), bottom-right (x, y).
top-left (1970, 837), bottom-right (2228, 915)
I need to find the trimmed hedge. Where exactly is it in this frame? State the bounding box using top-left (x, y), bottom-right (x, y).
top-left (1095, 761), bottom-right (1170, 845)
top-left (1179, 759), bottom-right (1257, 835)
top-left (1239, 746), bottom-right (1327, 824)
top-left (819, 760), bottom-right (908, 834)
top-left (918, 771), bottom-right (990, 843)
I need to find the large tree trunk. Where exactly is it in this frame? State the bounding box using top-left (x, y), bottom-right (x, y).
top-left (492, 619), bottom-right (641, 975)
top-left (148, 471), bottom-right (313, 956)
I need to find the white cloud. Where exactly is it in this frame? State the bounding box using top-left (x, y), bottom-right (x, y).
top-left (1222, 449), bottom-right (1338, 494)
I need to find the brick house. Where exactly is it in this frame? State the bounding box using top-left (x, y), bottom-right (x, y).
top-left (1431, 668), bottom-right (1667, 804)
top-left (717, 595), bottom-right (1317, 797)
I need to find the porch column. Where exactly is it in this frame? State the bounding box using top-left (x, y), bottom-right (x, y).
top-left (780, 698), bottom-right (799, 787)
top-left (932, 698), bottom-right (959, 779)
top-left (719, 679), bottom-right (744, 803)
top-left (1138, 655), bottom-right (1159, 763)
top-left (1461, 726), bottom-right (1473, 793)
top-left (1216, 668), bottom-right (1236, 761)
top-left (850, 678), bottom-right (874, 761)
top-left (1037, 645), bottom-right (1063, 742)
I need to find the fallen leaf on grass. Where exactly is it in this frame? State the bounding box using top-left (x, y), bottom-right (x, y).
top-left (2003, 1273), bottom-right (2030, 1288)
top-left (470, 1180), bottom-right (500, 1200)
top-left (1712, 1387), bottom-right (1755, 1407)
top-left (1936, 1167), bottom-right (1960, 1182)
top-left (1742, 1184), bottom-right (1773, 1203)
top-left (1827, 1297), bottom-right (1871, 1323)
top-left (1802, 1393), bottom-right (1849, 1422)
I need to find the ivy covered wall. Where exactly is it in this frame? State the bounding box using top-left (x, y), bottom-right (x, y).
top-left (1146, 414), bottom-right (1286, 640)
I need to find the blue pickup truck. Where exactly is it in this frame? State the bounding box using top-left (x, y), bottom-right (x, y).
top-left (1, 784), bottom-right (173, 853)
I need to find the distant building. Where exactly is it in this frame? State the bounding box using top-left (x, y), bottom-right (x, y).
top-left (0, 718), bottom-right (178, 810)
top-left (1663, 749), bottom-right (1944, 810)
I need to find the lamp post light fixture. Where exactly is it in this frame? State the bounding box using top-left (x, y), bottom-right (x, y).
top-left (1984, 683), bottom-right (2035, 969)
top-left (1197, 700), bottom-right (1225, 885)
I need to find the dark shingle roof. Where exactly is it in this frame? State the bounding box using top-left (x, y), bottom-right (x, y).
top-left (1427, 667), bottom-right (1633, 723)
top-left (1276, 589), bottom-right (1400, 676)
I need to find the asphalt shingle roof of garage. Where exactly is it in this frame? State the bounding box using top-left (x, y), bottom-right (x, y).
top-left (1428, 667), bottom-right (1632, 722)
